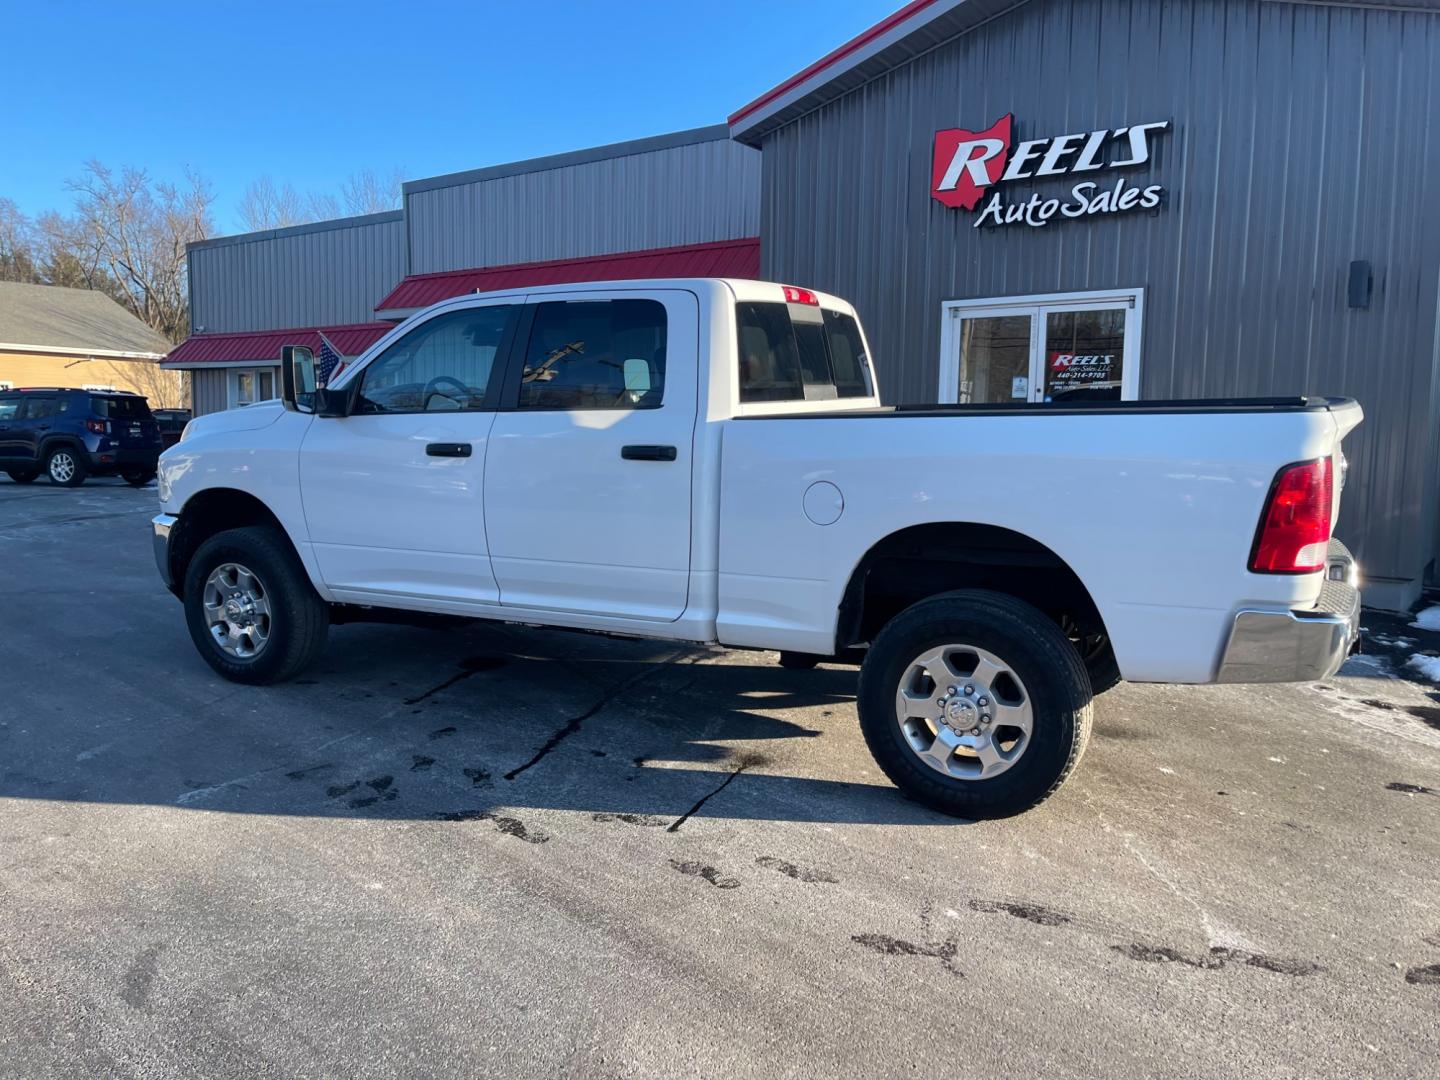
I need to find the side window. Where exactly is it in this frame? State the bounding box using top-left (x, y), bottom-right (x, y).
top-left (0, 396), bottom-right (19, 421)
top-left (518, 299), bottom-right (667, 410)
top-left (358, 306), bottom-right (512, 414)
top-left (20, 396), bottom-right (58, 420)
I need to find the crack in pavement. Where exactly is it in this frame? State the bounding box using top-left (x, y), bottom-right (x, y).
top-left (667, 753), bottom-right (766, 833)
top-left (504, 650), bottom-right (690, 782)
top-left (402, 654), bottom-right (508, 706)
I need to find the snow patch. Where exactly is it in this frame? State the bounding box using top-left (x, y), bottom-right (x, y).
top-left (1409, 606), bottom-right (1440, 631)
top-left (1405, 653), bottom-right (1440, 683)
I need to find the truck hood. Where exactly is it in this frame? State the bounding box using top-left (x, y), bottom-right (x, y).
top-left (179, 399), bottom-right (285, 442)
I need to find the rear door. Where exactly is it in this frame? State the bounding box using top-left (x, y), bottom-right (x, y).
top-left (15, 394), bottom-right (61, 464)
top-left (483, 289), bottom-right (698, 621)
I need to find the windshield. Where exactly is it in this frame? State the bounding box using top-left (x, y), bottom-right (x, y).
top-left (736, 302), bottom-right (875, 403)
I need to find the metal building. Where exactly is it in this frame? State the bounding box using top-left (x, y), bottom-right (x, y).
top-left (730, 0), bottom-right (1440, 610)
top-left (166, 126), bottom-right (760, 415)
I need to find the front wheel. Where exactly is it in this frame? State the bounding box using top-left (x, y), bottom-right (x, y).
top-left (6, 469), bottom-right (38, 484)
top-left (183, 525), bottom-right (330, 684)
top-left (857, 590), bottom-right (1092, 819)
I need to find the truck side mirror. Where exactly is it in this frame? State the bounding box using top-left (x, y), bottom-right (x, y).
top-left (281, 345), bottom-right (316, 413)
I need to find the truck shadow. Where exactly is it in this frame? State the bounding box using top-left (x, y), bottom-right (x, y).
top-left (1, 620), bottom-right (972, 829)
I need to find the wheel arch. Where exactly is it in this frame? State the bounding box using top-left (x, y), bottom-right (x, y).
top-left (835, 522), bottom-right (1113, 668)
top-left (167, 488), bottom-right (302, 598)
top-left (39, 434), bottom-right (85, 458)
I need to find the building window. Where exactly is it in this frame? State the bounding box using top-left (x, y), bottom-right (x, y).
top-left (938, 289), bottom-right (1143, 404)
top-left (228, 367), bottom-right (277, 408)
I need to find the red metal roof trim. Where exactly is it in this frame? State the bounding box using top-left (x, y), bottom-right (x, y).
top-left (164, 322), bottom-right (394, 366)
top-left (728, 0), bottom-right (942, 125)
top-left (376, 238), bottom-right (761, 312)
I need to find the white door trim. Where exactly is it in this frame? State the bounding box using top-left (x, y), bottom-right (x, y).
top-left (938, 288), bottom-right (1144, 404)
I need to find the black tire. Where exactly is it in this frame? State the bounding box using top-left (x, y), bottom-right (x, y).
top-left (122, 469), bottom-right (157, 487)
top-left (45, 446), bottom-right (87, 487)
top-left (857, 590), bottom-right (1093, 819)
top-left (778, 651), bottom-right (821, 670)
top-left (183, 525), bottom-right (329, 685)
top-left (6, 469), bottom-right (38, 483)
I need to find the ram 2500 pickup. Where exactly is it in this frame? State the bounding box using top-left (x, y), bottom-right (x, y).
top-left (152, 278), bottom-right (1362, 817)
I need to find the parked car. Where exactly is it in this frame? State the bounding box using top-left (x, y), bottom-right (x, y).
top-left (153, 408), bottom-right (193, 450)
top-left (151, 278), bottom-right (1363, 817)
top-left (0, 387), bottom-right (162, 487)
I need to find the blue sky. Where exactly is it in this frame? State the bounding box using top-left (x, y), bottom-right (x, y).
top-left (2, 0), bottom-right (898, 235)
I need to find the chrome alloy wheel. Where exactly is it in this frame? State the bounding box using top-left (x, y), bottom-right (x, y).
top-left (48, 451), bottom-right (77, 483)
top-left (894, 644), bottom-right (1034, 781)
top-left (202, 562), bottom-right (272, 659)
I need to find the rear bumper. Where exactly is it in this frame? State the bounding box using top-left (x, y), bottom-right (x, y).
top-left (1216, 540), bottom-right (1362, 684)
top-left (88, 446), bottom-right (161, 474)
top-left (152, 513), bottom-right (178, 592)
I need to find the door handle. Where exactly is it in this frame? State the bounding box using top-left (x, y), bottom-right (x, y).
top-left (621, 444), bottom-right (677, 462)
top-left (426, 442), bottom-right (472, 458)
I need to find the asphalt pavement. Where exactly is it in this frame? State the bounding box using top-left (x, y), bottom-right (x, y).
top-left (2, 477), bottom-right (1438, 1079)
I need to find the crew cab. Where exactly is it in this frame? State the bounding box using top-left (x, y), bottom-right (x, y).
top-left (151, 278), bottom-right (1362, 817)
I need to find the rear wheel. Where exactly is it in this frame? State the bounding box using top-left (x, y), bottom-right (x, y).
top-left (857, 590), bottom-right (1092, 819)
top-left (122, 469), bottom-right (156, 487)
top-left (45, 447), bottom-right (86, 487)
top-left (183, 526), bottom-right (329, 684)
top-left (6, 469), bottom-right (38, 484)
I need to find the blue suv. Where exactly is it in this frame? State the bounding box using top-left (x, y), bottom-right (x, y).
top-left (0, 387), bottom-right (162, 487)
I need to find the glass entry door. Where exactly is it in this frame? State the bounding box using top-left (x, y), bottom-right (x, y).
top-left (941, 291), bottom-right (1142, 405)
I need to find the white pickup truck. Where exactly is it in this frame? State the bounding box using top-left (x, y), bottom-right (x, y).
top-left (153, 278), bottom-right (1363, 817)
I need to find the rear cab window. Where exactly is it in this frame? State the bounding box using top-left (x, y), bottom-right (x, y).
top-left (735, 290), bottom-right (876, 409)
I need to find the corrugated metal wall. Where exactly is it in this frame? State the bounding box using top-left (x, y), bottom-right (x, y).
top-left (189, 213), bottom-right (405, 334)
top-left (190, 369), bottom-right (230, 415)
top-left (757, 0), bottom-right (1440, 594)
top-left (406, 134), bottom-right (760, 275)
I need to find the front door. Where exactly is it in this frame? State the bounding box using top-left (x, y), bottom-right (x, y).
top-left (942, 290), bottom-right (1142, 404)
top-left (299, 301), bottom-right (516, 607)
top-left (484, 289), bottom-right (698, 621)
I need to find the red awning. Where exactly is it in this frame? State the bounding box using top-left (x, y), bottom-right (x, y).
top-left (163, 323), bottom-right (394, 368)
top-left (376, 238), bottom-right (760, 314)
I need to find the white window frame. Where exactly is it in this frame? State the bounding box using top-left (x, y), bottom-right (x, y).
top-left (938, 288), bottom-right (1144, 404)
top-left (227, 366), bottom-right (280, 408)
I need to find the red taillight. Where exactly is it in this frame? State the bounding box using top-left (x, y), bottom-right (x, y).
top-left (86, 419), bottom-right (108, 435)
top-left (782, 285), bottom-right (819, 305)
top-left (1250, 458), bottom-right (1333, 573)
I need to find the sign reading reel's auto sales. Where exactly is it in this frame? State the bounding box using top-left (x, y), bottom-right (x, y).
top-left (932, 114), bottom-right (1170, 228)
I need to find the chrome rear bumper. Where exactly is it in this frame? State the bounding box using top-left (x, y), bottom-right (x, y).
top-left (1216, 540), bottom-right (1362, 684)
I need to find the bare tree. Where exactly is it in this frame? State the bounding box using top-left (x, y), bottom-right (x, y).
top-left (237, 176), bottom-right (342, 232)
top-left (66, 160), bottom-right (215, 343)
top-left (341, 168), bottom-right (404, 216)
top-left (0, 197), bottom-right (39, 282)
